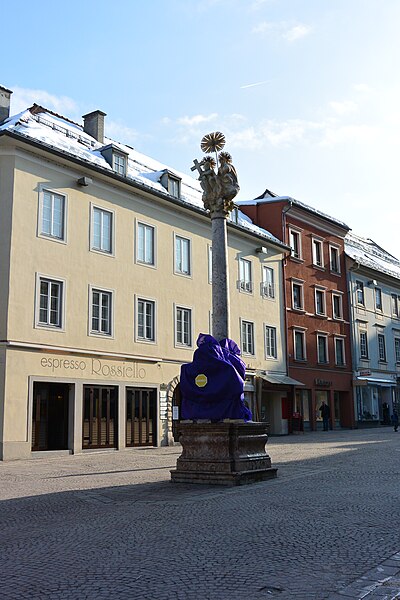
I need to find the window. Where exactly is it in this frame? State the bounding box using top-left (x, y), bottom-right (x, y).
top-left (315, 289), bottom-right (326, 315)
top-left (137, 222), bottom-right (155, 265)
top-left (261, 266), bottom-right (275, 299)
top-left (175, 235), bottom-right (191, 276)
top-left (329, 246), bottom-right (340, 274)
top-left (239, 258), bottom-right (253, 293)
top-left (91, 289), bottom-right (112, 335)
top-left (292, 282), bottom-right (304, 310)
top-left (312, 239), bottom-right (324, 268)
top-left (391, 294), bottom-right (399, 317)
top-left (294, 330), bottom-right (306, 361)
top-left (38, 277), bottom-right (63, 328)
top-left (375, 288), bottom-right (383, 311)
top-left (241, 320), bottom-right (255, 355)
top-left (395, 338), bottom-right (400, 363)
top-left (317, 334), bottom-right (328, 364)
top-left (137, 298), bottom-right (155, 342)
top-left (332, 293), bottom-right (343, 319)
top-left (335, 338), bottom-right (345, 366)
top-left (40, 190), bottom-right (65, 240)
top-left (176, 306), bottom-right (192, 347)
top-left (161, 171), bottom-right (181, 198)
top-left (356, 281), bottom-right (364, 305)
top-left (168, 176), bottom-right (180, 198)
top-left (92, 206), bottom-right (113, 254)
top-left (360, 331), bottom-right (369, 359)
top-left (265, 326), bottom-right (277, 359)
top-left (377, 333), bottom-right (386, 362)
top-left (289, 229), bottom-right (301, 259)
top-left (112, 153), bottom-right (126, 176)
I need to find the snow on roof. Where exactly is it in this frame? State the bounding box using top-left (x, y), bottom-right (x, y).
top-left (237, 189), bottom-right (350, 230)
top-left (0, 105), bottom-right (283, 247)
top-left (345, 231), bottom-right (400, 281)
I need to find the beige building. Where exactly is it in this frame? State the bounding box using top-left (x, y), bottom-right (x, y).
top-left (0, 86), bottom-right (289, 460)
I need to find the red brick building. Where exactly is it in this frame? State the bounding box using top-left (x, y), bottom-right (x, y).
top-left (239, 191), bottom-right (355, 431)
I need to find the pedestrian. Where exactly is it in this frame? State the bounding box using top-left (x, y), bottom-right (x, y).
top-left (319, 401), bottom-right (331, 431)
top-left (392, 409), bottom-right (399, 432)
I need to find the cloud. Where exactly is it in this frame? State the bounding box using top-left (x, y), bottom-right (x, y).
top-left (329, 100), bottom-right (358, 115)
top-left (11, 86), bottom-right (78, 117)
top-left (240, 80), bottom-right (269, 89)
top-left (106, 120), bottom-right (141, 145)
top-left (177, 113), bottom-right (218, 127)
top-left (282, 24), bottom-right (312, 42)
top-left (353, 83), bottom-right (373, 94)
top-left (252, 20), bottom-right (312, 42)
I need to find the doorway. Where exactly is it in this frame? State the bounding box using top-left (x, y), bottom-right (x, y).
top-left (126, 388), bottom-right (157, 446)
top-left (32, 382), bottom-right (70, 451)
top-left (83, 386), bottom-right (118, 449)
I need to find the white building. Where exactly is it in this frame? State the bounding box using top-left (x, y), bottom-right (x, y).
top-left (346, 232), bottom-right (400, 426)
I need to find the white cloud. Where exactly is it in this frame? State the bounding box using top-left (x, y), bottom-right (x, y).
top-left (11, 86), bottom-right (78, 118)
top-left (252, 20), bottom-right (312, 42)
top-left (106, 120), bottom-right (141, 145)
top-left (240, 80), bottom-right (269, 89)
top-left (177, 113), bottom-right (218, 127)
top-left (329, 100), bottom-right (358, 115)
top-left (283, 24), bottom-right (312, 42)
top-left (353, 83), bottom-right (373, 94)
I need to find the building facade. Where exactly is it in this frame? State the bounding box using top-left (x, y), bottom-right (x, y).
top-left (0, 87), bottom-right (289, 460)
top-left (239, 191), bottom-right (355, 431)
top-left (346, 233), bottom-right (400, 426)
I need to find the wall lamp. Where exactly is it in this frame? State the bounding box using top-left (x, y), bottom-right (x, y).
top-left (256, 246), bottom-right (268, 255)
top-left (77, 176), bottom-right (93, 186)
top-left (367, 279), bottom-right (378, 286)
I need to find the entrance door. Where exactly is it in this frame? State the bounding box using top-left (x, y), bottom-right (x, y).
top-left (172, 384), bottom-right (182, 442)
top-left (126, 388), bottom-right (157, 446)
top-left (83, 386), bottom-right (118, 449)
top-left (32, 383), bottom-right (69, 451)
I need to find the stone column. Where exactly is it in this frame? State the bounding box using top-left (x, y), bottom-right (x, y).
top-left (211, 212), bottom-right (230, 341)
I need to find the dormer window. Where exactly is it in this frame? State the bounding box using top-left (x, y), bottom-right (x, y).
top-left (112, 152), bottom-right (127, 176)
top-left (160, 170), bottom-right (181, 199)
top-left (100, 144), bottom-right (128, 177)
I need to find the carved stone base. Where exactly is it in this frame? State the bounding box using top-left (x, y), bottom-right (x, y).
top-left (170, 422), bottom-right (278, 486)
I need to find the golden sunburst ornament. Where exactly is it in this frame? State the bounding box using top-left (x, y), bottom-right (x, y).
top-left (201, 131), bottom-right (226, 154)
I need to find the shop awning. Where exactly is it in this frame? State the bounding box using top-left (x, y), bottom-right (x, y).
top-left (356, 377), bottom-right (395, 387)
top-left (256, 372), bottom-right (305, 386)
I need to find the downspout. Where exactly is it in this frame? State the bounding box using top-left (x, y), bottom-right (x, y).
top-left (282, 202), bottom-right (293, 429)
top-left (347, 259), bottom-right (361, 427)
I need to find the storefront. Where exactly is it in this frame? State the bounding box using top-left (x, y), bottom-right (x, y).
top-left (0, 345), bottom-right (182, 460)
top-left (256, 371), bottom-right (304, 435)
top-left (353, 372), bottom-right (398, 427)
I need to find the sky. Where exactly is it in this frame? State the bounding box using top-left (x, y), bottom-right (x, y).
top-left (2, 0), bottom-right (400, 258)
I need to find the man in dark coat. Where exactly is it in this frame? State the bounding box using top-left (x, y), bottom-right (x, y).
top-left (319, 401), bottom-right (331, 431)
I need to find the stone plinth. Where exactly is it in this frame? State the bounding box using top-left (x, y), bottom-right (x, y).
top-left (170, 422), bottom-right (278, 486)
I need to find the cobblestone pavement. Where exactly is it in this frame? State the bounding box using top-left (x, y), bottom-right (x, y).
top-left (1, 428), bottom-right (400, 600)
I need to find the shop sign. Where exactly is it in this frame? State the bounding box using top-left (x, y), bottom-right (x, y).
top-left (40, 356), bottom-right (146, 380)
top-left (358, 369), bottom-right (371, 376)
top-left (314, 378), bottom-right (332, 387)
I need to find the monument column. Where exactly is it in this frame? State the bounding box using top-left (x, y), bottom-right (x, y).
top-left (211, 210), bottom-right (230, 341)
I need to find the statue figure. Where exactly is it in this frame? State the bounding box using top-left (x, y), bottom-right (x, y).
top-left (191, 132), bottom-right (240, 216)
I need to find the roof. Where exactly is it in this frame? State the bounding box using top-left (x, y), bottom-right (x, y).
top-left (345, 231), bottom-right (400, 281)
top-left (238, 188), bottom-right (351, 230)
top-left (0, 104), bottom-right (285, 249)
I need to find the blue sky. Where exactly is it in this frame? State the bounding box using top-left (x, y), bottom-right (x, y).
top-left (3, 0), bottom-right (400, 257)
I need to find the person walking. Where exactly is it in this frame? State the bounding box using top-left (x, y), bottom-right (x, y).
top-left (392, 409), bottom-right (399, 432)
top-left (319, 401), bottom-right (331, 431)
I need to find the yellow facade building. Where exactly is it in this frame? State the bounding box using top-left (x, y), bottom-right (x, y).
top-left (0, 86), bottom-right (289, 460)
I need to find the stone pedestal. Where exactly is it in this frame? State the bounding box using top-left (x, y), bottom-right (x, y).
top-left (170, 422), bottom-right (278, 486)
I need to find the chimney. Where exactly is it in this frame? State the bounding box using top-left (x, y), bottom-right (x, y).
top-left (82, 110), bottom-right (106, 144)
top-left (0, 85), bottom-right (13, 123)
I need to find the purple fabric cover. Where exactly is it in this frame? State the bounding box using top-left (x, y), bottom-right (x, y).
top-left (180, 334), bottom-right (252, 421)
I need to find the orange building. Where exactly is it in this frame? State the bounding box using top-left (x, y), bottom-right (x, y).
top-left (239, 191), bottom-right (355, 431)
